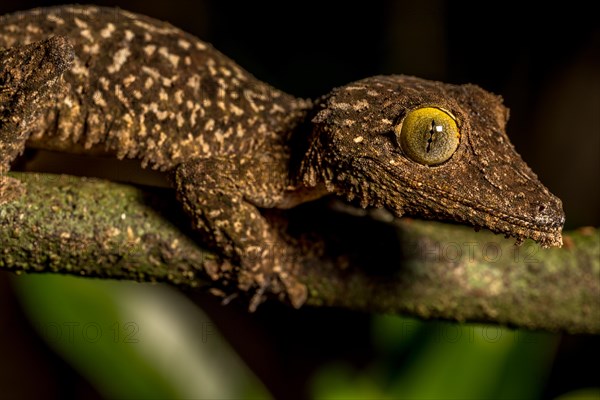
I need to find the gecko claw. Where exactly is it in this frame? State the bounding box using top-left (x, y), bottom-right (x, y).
top-left (248, 277), bottom-right (270, 312)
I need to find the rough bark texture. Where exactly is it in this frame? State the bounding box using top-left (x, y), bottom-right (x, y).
top-left (1, 172), bottom-right (598, 334)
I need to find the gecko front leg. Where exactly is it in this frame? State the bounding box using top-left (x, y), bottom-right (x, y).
top-left (175, 155), bottom-right (308, 311)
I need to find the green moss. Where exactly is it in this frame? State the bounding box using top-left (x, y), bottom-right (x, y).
top-left (2, 172), bottom-right (599, 333)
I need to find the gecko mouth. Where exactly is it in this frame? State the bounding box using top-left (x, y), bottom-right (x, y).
top-left (370, 160), bottom-right (565, 248)
top-left (442, 198), bottom-right (564, 247)
top-left (406, 184), bottom-right (564, 247)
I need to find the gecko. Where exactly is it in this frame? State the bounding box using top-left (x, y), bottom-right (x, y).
top-left (0, 5), bottom-right (565, 310)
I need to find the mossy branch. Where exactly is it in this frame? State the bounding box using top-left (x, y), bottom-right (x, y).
top-left (1, 172), bottom-right (598, 334)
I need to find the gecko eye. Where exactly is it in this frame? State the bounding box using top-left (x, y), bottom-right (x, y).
top-left (395, 107), bottom-right (460, 165)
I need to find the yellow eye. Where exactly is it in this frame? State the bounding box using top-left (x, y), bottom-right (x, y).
top-left (395, 107), bottom-right (460, 165)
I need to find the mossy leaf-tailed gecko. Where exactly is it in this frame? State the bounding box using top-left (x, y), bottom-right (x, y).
top-left (0, 5), bottom-right (565, 310)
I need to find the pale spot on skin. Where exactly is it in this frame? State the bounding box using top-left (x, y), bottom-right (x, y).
top-left (107, 47), bottom-right (131, 74)
top-left (196, 134), bottom-right (210, 153)
top-left (186, 75), bottom-right (201, 91)
top-left (93, 91), bottom-right (107, 107)
top-left (215, 131), bottom-right (225, 146)
top-left (144, 77), bottom-right (154, 89)
top-left (138, 114), bottom-right (147, 136)
top-left (219, 67), bottom-right (232, 77)
top-left (195, 41), bottom-right (207, 50)
top-left (158, 46), bottom-right (180, 68)
top-left (71, 61), bottom-right (89, 77)
top-left (124, 30), bottom-right (135, 41)
top-left (114, 85), bottom-right (129, 106)
top-left (176, 113), bottom-right (185, 128)
top-left (159, 89), bottom-right (169, 101)
top-left (26, 24), bottom-right (41, 34)
top-left (331, 102), bottom-right (350, 110)
top-left (230, 104), bottom-right (244, 116)
top-left (80, 29), bottom-right (94, 42)
top-left (236, 123), bottom-right (246, 137)
top-left (83, 43), bottom-right (100, 54)
top-left (65, 5), bottom-right (98, 15)
top-left (142, 103), bottom-right (169, 120)
top-left (174, 90), bottom-right (184, 104)
top-left (178, 39), bottom-right (191, 50)
top-left (144, 44), bottom-right (156, 56)
top-left (141, 66), bottom-right (160, 79)
top-left (204, 119), bottom-right (215, 131)
top-left (123, 75), bottom-right (136, 87)
top-left (244, 91), bottom-right (260, 113)
top-left (98, 76), bottom-right (110, 90)
top-left (47, 14), bottom-right (65, 25)
top-left (74, 17), bottom-right (88, 29)
top-left (344, 86), bottom-right (365, 91)
top-left (353, 136), bottom-right (364, 143)
top-left (190, 104), bottom-right (201, 126)
top-left (157, 132), bottom-right (167, 147)
top-left (352, 100), bottom-right (369, 111)
top-left (100, 23), bottom-right (115, 38)
top-left (270, 104), bottom-right (285, 113)
top-left (208, 64), bottom-right (218, 76)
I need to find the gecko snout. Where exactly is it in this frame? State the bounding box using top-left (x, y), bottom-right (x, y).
top-left (531, 196), bottom-right (565, 229)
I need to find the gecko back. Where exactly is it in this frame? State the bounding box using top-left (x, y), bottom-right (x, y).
top-left (0, 5), bottom-right (309, 170)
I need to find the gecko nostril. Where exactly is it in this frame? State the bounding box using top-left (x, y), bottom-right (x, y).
top-left (538, 205), bottom-right (546, 212)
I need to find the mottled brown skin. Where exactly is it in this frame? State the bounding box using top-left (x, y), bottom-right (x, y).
top-left (0, 6), bottom-right (565, 309)
top-left (301, 76), bottom-right (565, 248)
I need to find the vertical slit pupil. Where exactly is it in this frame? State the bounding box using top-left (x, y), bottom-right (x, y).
top-left (426, 119), bottom-right (435, 153)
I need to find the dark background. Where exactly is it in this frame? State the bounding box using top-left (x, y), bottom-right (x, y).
top-left (1, 1), bottom-right (598, 399)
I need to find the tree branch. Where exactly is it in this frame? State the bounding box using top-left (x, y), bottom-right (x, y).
top-left (1, 172), bottom-right (598, 334)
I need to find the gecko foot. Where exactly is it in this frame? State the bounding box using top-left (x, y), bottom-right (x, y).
top-left (246, 270), bottom-right (307, 312)
top-left (229, 257), bottom-right (307, 312)
top-left (204, 257), bottom-right (307, 311)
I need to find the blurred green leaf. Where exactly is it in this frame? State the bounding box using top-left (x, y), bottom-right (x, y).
top-left (312, 316), bottom-right (560, 400)
top-left (310, 363), bottom-right (389, 400)
top-left (12, 274), bottom-right (271, 400)
top-left (371, 315), bottom-right (424, 355)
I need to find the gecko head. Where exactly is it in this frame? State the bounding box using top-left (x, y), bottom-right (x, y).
top-left (300, 75), bottom-right (565, 247)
